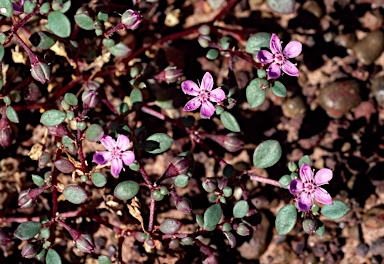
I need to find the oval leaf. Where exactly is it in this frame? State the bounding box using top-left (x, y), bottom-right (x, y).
top-left (91, 172), bottom-right (107, 187)
top-left (109, 42), bottom-right (131, 57)
top-left (246, 78), bottom-right (267, 108)
top-left (0, 45), bottom-right (4, 61)
top-left (145, 133), bottom-right (173, 154)
top-left (321, 200), bottom-right (349, 220)
top-left (46, 249), bottom-right (62, 264)
top-left (233, 200), bottom-right (249, 218)
top-left (63, 185), bottom-right (88, 204)
top-left (272, 81), bottom-right (287, 97)
top-left (40, 110), bottom-right (66, 126)
top-left (246, 32), bottom-right (271, 55)
top-left (298, 155), bottom-right (311, 168)
top-left (204, 204), bottom-right (222, 231)
top-left (14, 221), bottom-right (41, 240)
top-left (74, 13), bottom-right (94, 30)
top-left (54, 158), bottom-right (75, 173)
top-left (275, 204), bottom-right (297, 235)
top-left (253, 140), bottom-right (282, 169)
top-left (114, 180), bottom-right (139, 200)
top-left (223, 231), bottom-right (236, 248)
top-left (85, 124), bottom-right (104, 142)
top-left (220, 111), bottom-right (240, 132)
top-left (159, 218), bottom-right (182, 234)
top-left (0, 0), bottom-right (13, 17)
top-left (48, 11), bottom-right (71, 38)
top-left (130, 88), bottom-right (142, 106)
top-left (29, 31), bottom-right (57, 49)
top-left (6, 106), bottom-right (19, 123)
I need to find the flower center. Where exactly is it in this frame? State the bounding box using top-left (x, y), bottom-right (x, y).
top-left (112, 148), bottom-right (122, 159)
top-left (273, 54), bottom-right (285, 65)
top-left (199, 91), bottom-right (209, 102)
top-left (303, 181), bottom-right (315, 194)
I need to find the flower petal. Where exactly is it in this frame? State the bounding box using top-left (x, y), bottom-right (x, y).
top-left (314, 168), bottom-right (333, 186)
top-left (267, 63), bottom-right (281, 79)
top-left (283, 41), bottom-right (302, 58)
top-left (181, 80), bottom-right (200, 96)
top-left (122, 151), bottom-right (135, 166)
top-left (209, 88), bottom-right (226, 102)
top-left (201, 72), bottom-right (214, 91)
top-left (289, 179), bottom-right (304, 195)
top-left (270, 34), bottom-right (282, 54)
top-left (116, 134), bottom-right (130, 151)
top-left (257, 50), bottom-right (273, 64)
top-left (183, 97), bottom-right (201, 112)
top-left (300, 164), bottom-right (313, 182)
top-left (111, 158), bottom-right (123, 178)
top-left (200, 101), bottom-right (215, 118)
top-left (313, 187), bottom-right (333, 205)
top-left (281, 60), bottom-right (299, 76)
top-left (93, 151), bottom-right (112, 165)
top-left (297, 192), bottom-right (312, 212)
top-left (100, 136), bottom-right (116, 151)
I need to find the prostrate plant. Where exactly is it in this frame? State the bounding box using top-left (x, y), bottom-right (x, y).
top-left (0, 1), bottom-right (350, 263)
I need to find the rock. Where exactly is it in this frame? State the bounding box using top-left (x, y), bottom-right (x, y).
top-left (282, 96), bottom-right (306, 118)
top-left (363, 205), bottom-right (384, 229)
top-left (334, 33), bottom-right (357, 49)
top-left (371, 76), bottom-right (384, 106)
top-left (237, 212), bottom-right (270, 259)
top-left (370, 237), bottom-right (384, 256)
top-left (356, 243), bottom-right (369, 257)
top-left (353, 30), bottom-right (384, 65)
top-left (318, 80), bottom-right (361, 118)
top-left (267, 0), bottom-right (295, 14)
top-left (303, 0), bottom-right (323, 18)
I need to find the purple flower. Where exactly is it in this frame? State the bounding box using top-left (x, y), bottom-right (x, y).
top-left (181, 72), bottom-right (226, 118)
top-left (289, 164), bottom-right (333, 212)
top-left (257, 34), bottom-right (302, 79)
top-left (93, 134), bottom-right (135, 178)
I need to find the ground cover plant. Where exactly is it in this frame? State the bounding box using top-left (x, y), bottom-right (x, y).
top-left (0, 0), bottom-right (383, 263)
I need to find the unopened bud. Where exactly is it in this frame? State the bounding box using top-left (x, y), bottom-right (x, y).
top-left (202, 179), bottom-right (217, 193)
top-left (203, 254), bottom-right (219, 264)
top-left (0, 118), bottom-right (12, 148)
top-left (46, 124), bottom-right (69, 137)
top-left (302, 219), bottom-right (318, 235)
top-left (0, 228), bottom-right (11, 245)
top-left (31, 62), bottom-right (50, 84)
top-left (21, 242), bottom-right (41, 259)
top-left (121, 9), bottom-right (141, 29)
top-left (168, 238), bottom-right (180, 250)
top-left (75, 233), bottom-right (95, 253)
top-left (164, 156), bottom-right (192, 178)
top-left (18, 186), bottom-right (49, 208)
top-left (288, 161), bottom-right (298, 172)
top-left (153, 67), bottom-right (183, 84)
top-left (236, 223), bottom-right (250, 236)
top-left (171, 191), bottom-right (192, 213)
top-left (204, 133), bottom-right (244, 153)
top-left (82, 88), bottom-right (99, 109)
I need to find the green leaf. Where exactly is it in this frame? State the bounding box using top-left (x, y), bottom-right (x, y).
top-left (85, 124), bottom-right (104, 142)
top-left (98, 255), bottom-right (111, 264)
top-left (14, 221), bottom-right (41, 240)
top-left (46, 249), bottom-right (62, 264)
top-left (223, 164), bottom-right (235, 178)
top-left (63, 185), bottom-right (88, 204)
top-left (174, 174), bottom-right (189, 188)
top-left (32, 174), bottom-right (45, 187)
top-left (298, 155), bottom-right (311, 168)
top-left (52, 0), bottom-right (71, 13)
top-left (246, 78), bottom-right (267, 108)
top-left (54, 158), bottom-right (75, 173)
top-left (91, 172), bottom-right (107, 187)
top-left (321, 200), bottom-right (349, 220)
top-left (74, 13), bottom-right (94, 30)
top-left (220, 111), bottom-right (240, 132)
top-left (41, 110), bottom-right (66, 126)
top-left (0, 45), bottom-right (4, 61)
top-left (109, 42), bottom-right (131, 57)
top-left (64, 93), bottom-right (78, 106)
top-left (159, 218), bottom-right (182, 234)
top-left (206, 49), bottom-right (219, 60)
top-left (233, 200), bottom-right (249, 218)
top-left (98, 11), bottom-right (108, 22)
top-left (0, 0), bottom-right (13, 17)
top-left (23, 1), bottom-right (36, 13)
top-left (316, 220), bottom-right (325, 236)
top-left (102, 39), bottom-right (115, 48)
top-left (114, 180), bottom-right (140, 200)
top-left (278, 175), bottom-right (291, 188)
top-left (253, 140), bottom-right (282, 169)
top-left (130, 88), bottom-right (142, 107)
top-left (272, 81), bottom-right (287, 97)
top-left (203, 204), bottom-right (222, 231)
top-left (6, 106), bottom-right (19, 123)
top-left (29, 31), bottom-right (57, 49)
top-left (145, 133), bottom-right (173, 154)
top-left (48, 11), bottom-right (71, 38)
top-left (245, 32), bottom-right (271, 55)
top-left (275, 204), bottom-right (297, 235)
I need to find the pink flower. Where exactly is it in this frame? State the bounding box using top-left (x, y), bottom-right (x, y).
top-left (289, 164), bottom-right (333, 212)
top-left (181, 72), bottom-right (226, 118)
top-left (93, 134), bottom-right (135, 178)
top-left (257, 34), bottom-right (302, 79)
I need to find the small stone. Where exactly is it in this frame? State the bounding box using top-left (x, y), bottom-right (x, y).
top-left (282, 96), bottom-right (306, 118)
top-left (356, 243), bottom-right (369, 257)
top-left (370, 237), bottom-right (384, 256)
top-left (267, 0), bottom-right (296, 14)
top-left (303, 1), bottom-right (323, 18)
top-left (363, 205), bottom-right (384, 229)
top-left (334, 33), bottom-right (357, 48)
top-left (353, 30), bottom-right (384, 65)
top-left (371, 76), bottom-right (384, 107)
top-left (249, 0), bottom-right (265, 10)
top-left (318, 80), bottom-right (361, 118)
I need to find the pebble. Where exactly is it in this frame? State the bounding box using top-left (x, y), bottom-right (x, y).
top-left (282, 96), bottom-right (307, 118)
top-left (363, 205), bottom-right (384, 229)
top-left (266, 0), bottom-right (295, 14)
top-left (370, 237), bottom-right (384, 256)
top-left (371, 76), bottom-right (384, 107)
top-left (318, 80), bottom-right (362, 118)
top-left (303, 0), bottom-right (323, 18)
top-left (356, 243), bottom-right (369, 257)
top-left (353, 30), bottom-right (384, 65)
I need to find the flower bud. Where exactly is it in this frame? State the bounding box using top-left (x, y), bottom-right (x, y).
top-left (171, 192), bottom-right (192, 213)
top-left (0, 228), bottom-right (11, 245)
top-left (18, 186), bottom-right (49, 209)
top-left (164, 156), bottom-right (192, 178)
top-left (302, 219), bottom-right (318, 235)
top-left (46, 124), bottom-right (69, 137)
top-left (153, 67), bottom-right (183, 84)
top-left (235, 223), bottom-right (250, 236)
top-left (82, 88), bottom-right (99, 109)
top-left (21, 242), bottom-right (41, 259)
top-left (75, 233), bottom-right (95, 253)
top-left (121, 9), bottom-right (141, 29)
top-left (31, 61), bottom-right (50, 84)
top-left (288, 161), bottom-right (298, 172)
top-left (0, 118), bottom-right (12, 148)
top-left (203, 133), bottom-right (244, 153)
top-left (168, 239), bottom-right (180, 250)
top-left (202, 179), bottom-right (217, 193)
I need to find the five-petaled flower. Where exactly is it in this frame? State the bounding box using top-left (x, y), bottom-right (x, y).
top-left (289, 164), bottom-right (333, 212)
top-left (181, 72), bottom-right (226, 118)
top-left (257, 33), bottom-right (302, 79)
top-left (93, 134), bottom-right (135, 178)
